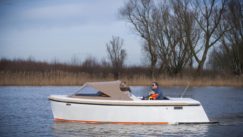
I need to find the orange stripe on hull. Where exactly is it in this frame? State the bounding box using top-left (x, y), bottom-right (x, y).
top-left (54, 118), bottom-right (169, 125)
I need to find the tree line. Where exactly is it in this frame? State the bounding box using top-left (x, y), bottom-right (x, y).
top-left (118, 0), bottom-right (243, 78)
top-left (0, 57), bottom-right (151, 79)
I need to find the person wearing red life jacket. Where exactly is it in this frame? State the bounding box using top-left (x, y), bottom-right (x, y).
top-left (143, 82), bottom-right (164, 100)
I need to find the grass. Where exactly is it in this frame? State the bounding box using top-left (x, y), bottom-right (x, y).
top-left (124, 76), bottom-right (243, 87)
top-left (0, 71), bottom-right (242, 87)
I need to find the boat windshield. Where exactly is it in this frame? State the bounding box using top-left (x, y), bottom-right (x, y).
top-left (74, 86), bottom-right (109, 97)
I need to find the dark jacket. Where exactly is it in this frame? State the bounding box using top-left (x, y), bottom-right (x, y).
top-left (152, 87), bottom-right (163, 100)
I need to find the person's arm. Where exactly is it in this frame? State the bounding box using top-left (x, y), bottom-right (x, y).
top-left (157, 88), bottom-right (163, 99)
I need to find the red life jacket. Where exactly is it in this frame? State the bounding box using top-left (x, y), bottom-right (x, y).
top-left (148, 93), bottom-right (159, 100)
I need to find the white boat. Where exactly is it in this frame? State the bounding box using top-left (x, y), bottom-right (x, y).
top-left (49, 81), bottom-right (210, 124)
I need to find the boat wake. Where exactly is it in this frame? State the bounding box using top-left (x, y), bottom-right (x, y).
top-left (213, 112), bottom-right (243, 126)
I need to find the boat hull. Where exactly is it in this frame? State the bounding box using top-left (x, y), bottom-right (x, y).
top-left (49, 96), bottom-right (209, 124)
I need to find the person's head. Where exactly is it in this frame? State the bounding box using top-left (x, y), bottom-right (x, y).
top-left (120, 81), bottom-right (127, 88)
top-left (120, 81), bottom-right (130, 92)
top-left (151, 82), bottom-right (159, 90)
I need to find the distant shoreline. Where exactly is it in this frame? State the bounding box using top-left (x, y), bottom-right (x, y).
top-left (1, 59), bottom-right (242, 87)
top-left (1, 71), bottom-right (242, 87)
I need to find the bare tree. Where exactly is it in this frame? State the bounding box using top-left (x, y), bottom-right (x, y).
top-left (120, 0), bottom-right (228, 76)
top-left (81, 56), bottom-right (100, 76)
top-left (223, 0), bottom-right (243, 75)
top-left (120, 0), bottom-right (157, 79)
top-left (106, 36), bottom-right (127, 79)
top-left (172, 0), bottom-right (201, 70)
top-left (209, 0), bottom-right (243, 75)
top-left (151, 1), bottom-right (197, 75)
top-left (70, 54), bottom-right (81, 65)
top-left (190, 0), bottom-right (227, 72)
top-left (120, 0), bottom-right (201, 76)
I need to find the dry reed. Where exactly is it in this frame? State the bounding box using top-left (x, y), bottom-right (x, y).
top-left (0, 71), bottom-right (242, 87)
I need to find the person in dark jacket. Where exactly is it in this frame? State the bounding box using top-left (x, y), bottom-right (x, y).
top-left (150, 82), bottom-right (163, 100)
top-left (143, 82), bottom-right (164, 100)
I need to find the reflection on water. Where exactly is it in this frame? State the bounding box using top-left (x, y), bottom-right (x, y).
top-left (52, 123), bottom-right (209, 137)
top-left (217, 112), bottom-right (243, 126)
top-left (0, 86), bottom-right (243, 137)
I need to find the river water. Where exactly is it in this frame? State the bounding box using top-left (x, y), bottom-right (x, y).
top-left (0, 86), bottom-right (243, 137)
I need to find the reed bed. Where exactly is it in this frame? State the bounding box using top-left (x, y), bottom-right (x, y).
top-left (122, 76), bottom-right (243, 87)
top-left (0, 71), bottom-right (242, 87)
top-left (0, 71), bottom-right (101, 86)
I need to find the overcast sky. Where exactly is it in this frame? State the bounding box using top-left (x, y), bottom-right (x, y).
top-left (0, 0), bottom-right (142, 65)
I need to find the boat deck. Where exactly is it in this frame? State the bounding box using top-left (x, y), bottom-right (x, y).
top-left (49, 95), bottom-right (201, 106)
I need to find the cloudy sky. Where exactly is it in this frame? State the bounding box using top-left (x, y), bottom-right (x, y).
top-left (0, 0), bottom-right (142, 65)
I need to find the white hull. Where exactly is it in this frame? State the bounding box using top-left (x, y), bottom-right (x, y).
top-left (49, 95), bottom-right (209, 124)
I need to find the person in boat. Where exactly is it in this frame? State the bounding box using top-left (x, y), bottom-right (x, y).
top-left (143, 82), bottom-right (163, 100)
top-left (120, 81), bottom-right (131, 96)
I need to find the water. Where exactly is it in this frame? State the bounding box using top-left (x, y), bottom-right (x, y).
top-left (0, 86), bottom-right (243, 137)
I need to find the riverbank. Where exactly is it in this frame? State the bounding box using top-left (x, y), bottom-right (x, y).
top-left (0, 71), bottom-right (242, 87)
